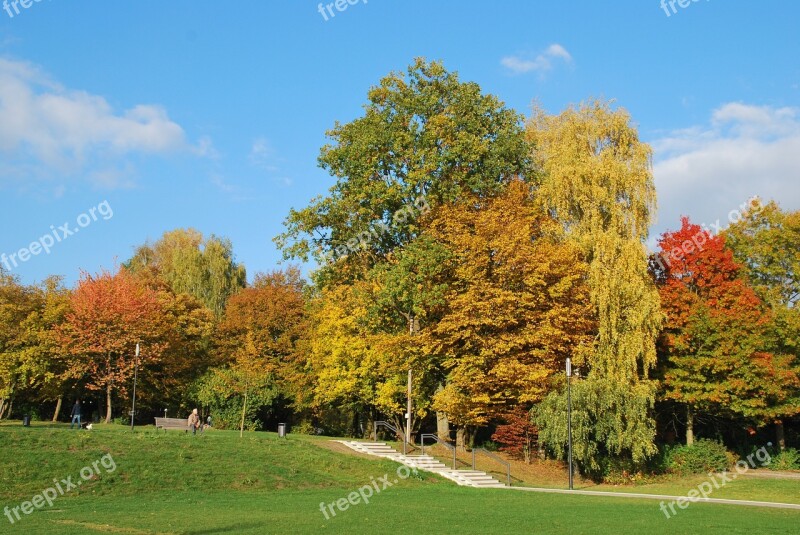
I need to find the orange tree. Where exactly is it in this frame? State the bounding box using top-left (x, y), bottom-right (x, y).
top-left (208, 268), bottom-right (307, 428)
top-left (425, 180), bottom-right (595, 447)
top-left (58, 268), bottom-right (164, 423)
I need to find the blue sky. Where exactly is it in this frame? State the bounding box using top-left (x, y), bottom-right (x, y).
top-left (1, 0), bottom-right (798, 285)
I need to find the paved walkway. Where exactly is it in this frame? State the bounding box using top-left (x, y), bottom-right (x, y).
top-left (505, 486), bottom-right (800, 511)
top-left (737, 470), bottom-right (800, 480)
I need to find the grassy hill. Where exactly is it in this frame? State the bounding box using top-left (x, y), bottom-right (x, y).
top-left (0, 422), bottom-right (438, 500)
top-left (1, 422), bottom-right (798, 534)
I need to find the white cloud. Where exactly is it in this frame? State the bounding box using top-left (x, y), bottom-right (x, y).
top-left (0, 57), bottom-right (207, 189)
top-left (249, 137), bottom-right (279, 172)
top-left (501, 44), bottom-right (573, 75)
top-left (651, 103), bottom-right (800, 240)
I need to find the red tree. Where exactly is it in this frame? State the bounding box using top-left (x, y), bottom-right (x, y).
top-left (656, 217), bottom-right (797, 443)
top-left (59, 268), bottom-right (164, 423)
top-left (491, 407), bottom-right (538, 463)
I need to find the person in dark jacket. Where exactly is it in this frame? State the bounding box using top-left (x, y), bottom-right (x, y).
top-left (70, 399), bottom-right (81, 429)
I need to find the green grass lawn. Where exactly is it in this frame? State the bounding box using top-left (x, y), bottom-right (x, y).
top-left (391, 439), bottom-right (800, 504)
top-left (1, 422), bottom-right (798, 534)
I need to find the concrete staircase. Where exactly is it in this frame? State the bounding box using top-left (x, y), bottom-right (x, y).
top-left (337, 441), bottom-right (506, 488)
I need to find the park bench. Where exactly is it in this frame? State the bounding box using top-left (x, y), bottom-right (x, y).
top-left (154, 417), bottom-right (189, 433)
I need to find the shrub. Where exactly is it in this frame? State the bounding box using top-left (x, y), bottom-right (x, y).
top-left (666, 439), bottom-right (733, 476)
top-left (768, 448), bottom-right (800, 471)
top-left (481, 440), bottom-right (499, 452)
top-left (292, 421), bottom-right (317, 435)
top-left (600, 456), bottom-right (645, 485)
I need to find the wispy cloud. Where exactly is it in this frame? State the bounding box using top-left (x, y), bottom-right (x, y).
top-left (0, 57), bottom-right (210, 190)
top-left (249, 137), bottom-right (279, 172)
top-left (249, 136), bottom-right (292, 186)
top-left (651, 102), bottom-right (800, 236)
top-left (501, 44), bottom-right (573, 75)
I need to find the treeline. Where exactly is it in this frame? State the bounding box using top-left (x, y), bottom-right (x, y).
top-left (1, 60), bottom-right (797, 478)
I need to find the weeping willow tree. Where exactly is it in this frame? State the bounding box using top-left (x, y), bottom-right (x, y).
top-left (529, 100), bottom-right (662, 475)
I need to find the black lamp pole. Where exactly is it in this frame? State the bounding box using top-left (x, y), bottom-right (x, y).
top-left (130, 343), bottom-right (140, 431)
top-left (566, 356), bottom-right (573, 490)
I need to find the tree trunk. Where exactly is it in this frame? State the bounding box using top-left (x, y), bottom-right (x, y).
top-left (105, 353), bottom-right (113, 424)
top-left (240, 383), bottom-right (248, 438)
top-left (351, 409), bottom-right (361, 438)
top-left (52, 396), bottom-right (63, 422)
top-left (366, 409), bottom-right (376, 440)
top-left (456, 428), bottom-right (468, 451)
top-left (686, 406), bottom-right (694, 446)
top-left (435, 384), bottom-right (450, 440)
top-left (776, 420), bottom-right (786, 451)
top-left (436, 411), bottom-right (450, 441)
top-left (0, 383), bottom-right (15, 419)
top-left (105, 383), bottom-right (113, 424)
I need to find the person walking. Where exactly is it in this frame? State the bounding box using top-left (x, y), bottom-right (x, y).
top-left (187, 408), bottom-right (200, 435)
top-left (70, 399), bottom-right (81, 429)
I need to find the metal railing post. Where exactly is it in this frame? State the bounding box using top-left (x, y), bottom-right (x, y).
top-left (472, 447), bottom-right (512, 487)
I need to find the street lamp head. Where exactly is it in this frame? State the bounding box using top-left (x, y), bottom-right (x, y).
top-left (135, 343), bottom-right (140, 358)
top-left (566, 357), bottom-right (572, 377)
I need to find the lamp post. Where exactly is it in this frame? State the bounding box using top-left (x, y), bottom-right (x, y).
top-left (566, 357), bottom-right (573, 490)
top-left (130, 343), bottom-right (140, 431)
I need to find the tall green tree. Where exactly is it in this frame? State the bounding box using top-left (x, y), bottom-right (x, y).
top-left (529, 101), bottom-right (662, 473)
top-left (275, 58), bottom-right (531, 276)
top-left (277, 59), bottom-right (532, 439)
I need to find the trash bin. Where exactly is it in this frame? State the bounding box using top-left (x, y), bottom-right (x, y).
top-left (22, 415), bottom-right (30, 427)
top-left (278, 423), bottom-right (286, 438)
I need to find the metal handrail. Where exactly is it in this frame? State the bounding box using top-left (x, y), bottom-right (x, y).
top-left (374, 420), bottom-right (406, 454)
top-left (420, 433), bottom-right (456, 469)
top-left (471, 447), bottom-right (511, 486)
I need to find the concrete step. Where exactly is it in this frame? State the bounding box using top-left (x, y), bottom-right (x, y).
top-left (336, 441), bottom-right (507, 489)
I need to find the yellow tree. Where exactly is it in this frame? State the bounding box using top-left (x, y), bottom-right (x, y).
top-left (528, 101), bottom-right (662, 472)
top-left (308, 282), bottom-right (433, 438)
